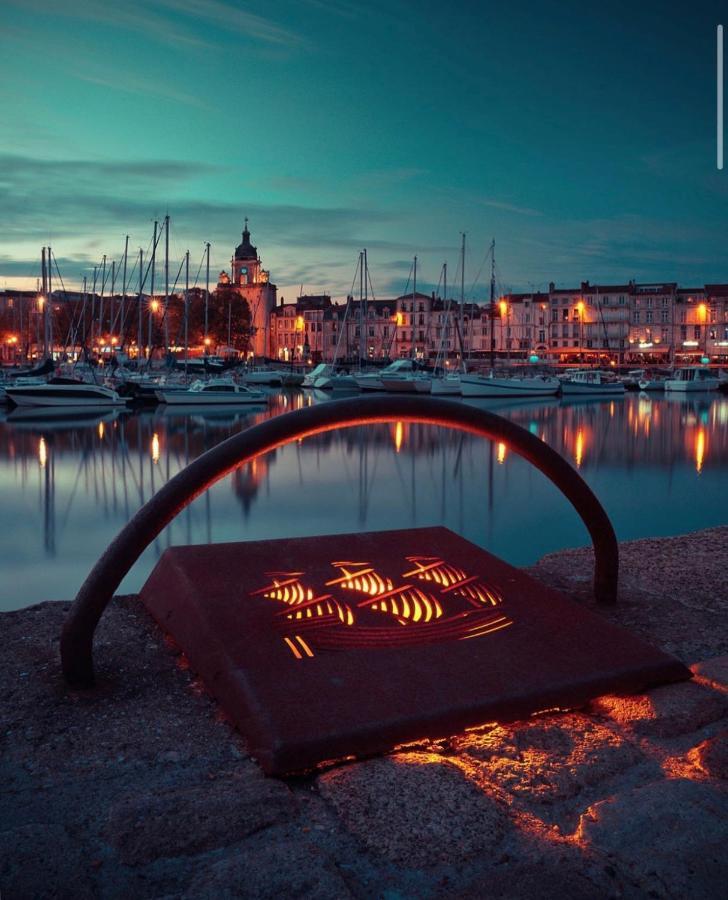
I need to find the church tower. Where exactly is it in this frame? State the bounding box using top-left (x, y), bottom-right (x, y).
top-left (219, 218), bottom-right (277, 358)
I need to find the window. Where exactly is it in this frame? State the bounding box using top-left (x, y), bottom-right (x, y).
top-left (661, 310), bottom-right (669, 323)
top-left (646, 297), bottom-right (653, 308)
top-left (562, 309), bottom-right (569, 320)
top-left (646, 311), bottom-right (653, 324)
top-left (633, 310), bottom-right (641, 323)
top-left (538, 330), bottom-right (545, 342)
top-left (619, 296), bottom-right (626, 305)
top-left (694, 326), bottom-right (700, 339)
top-left (662, 297), bottom-right (669, 307)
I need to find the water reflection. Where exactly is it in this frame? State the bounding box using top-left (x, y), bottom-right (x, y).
top-left (1, 390), bottom-right (727, 610)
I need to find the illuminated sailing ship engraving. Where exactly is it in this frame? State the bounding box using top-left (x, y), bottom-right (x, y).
top-left (252, 555), bottom-right (513, 659)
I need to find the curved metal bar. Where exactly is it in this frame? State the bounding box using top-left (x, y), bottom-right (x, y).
top-left (61, 395), bottom-right (618, 686)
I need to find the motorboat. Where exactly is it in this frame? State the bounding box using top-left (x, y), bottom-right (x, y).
top-left (156, 378), bottom-right (267, 405)
top-left (460, 372), bottom-right (561, 398)
top-left (354, 359), bottom-right (416, 392)
top-left (663, 367), bottom-right (720, 392)
top-left (5, 377), bottom-right (127, 408)
top-left (560, 370), bottom-right (626, 396)
top-left (620, 369), bottom-right (645, 390)
top-left (239, 367), bottom-right (284, 387)
top-left (430, 373), bottom-right (462, 396)
top-left (313, 372), bottom-right (358, 391)
top-left (302, 363), bottom-right (332, 388)
top-left (638, 372), bottom-right (668, 391)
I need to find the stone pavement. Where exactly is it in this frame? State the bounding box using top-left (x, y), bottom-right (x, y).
top-left (2, 527), bottom-right (728, 898)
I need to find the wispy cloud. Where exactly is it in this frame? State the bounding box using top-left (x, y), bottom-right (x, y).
top-left (4, 0), bottom-right (306, 53)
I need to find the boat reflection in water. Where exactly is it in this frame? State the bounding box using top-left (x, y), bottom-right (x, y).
top-left (1, 389), bottom-right (727, 610)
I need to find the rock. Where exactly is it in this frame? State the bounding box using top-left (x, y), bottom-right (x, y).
top-left (183, 838), bottom-right (352, 899)
top-left (452, 714), bottom-right (645, 819)
top-left (591, 681), bottom-right (728, 738)
top-left (691, 656), bottom-right (728, 693)
top-left (576, 778), bottom-right (728, 898)
top-left (688, 729), bottom-right (728, 779)
top-left (106, 766), bottom-right (294, 866)
top-left (318, 752), bottom-right (511, 867)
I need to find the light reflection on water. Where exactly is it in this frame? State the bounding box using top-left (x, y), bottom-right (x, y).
top-left (1, 389), bottom-right (727, 611)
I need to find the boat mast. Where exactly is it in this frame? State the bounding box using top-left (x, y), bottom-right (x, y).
top-left (47, 246), bottom-right (53, 359)
top-left (41, 247), bottom-right (47, 358)
top-left (412, 255), bottom-right (417, 360)
top-left (184, 249), bottom-right (189, 376)
top-left (121, 235), bottom-right (129, 348)
top-left (460, 232), bottom-right (466, 370)
top-left (364, 248), bottom-right (368, 365)
top-left (489, 238), bottom-right (496, 370)
top-left (204, 241), bottom-right (210, 353)
top-left (110, 259), bottom-right (116, 348)
top-left (137, 248), bottom-right (144, 358)
top-left (99, 254), bottom-right (106, 352)
top-left (358, 250), bottom-right (364, 368)
top-left (149, 219), bottom-right (158, 362)
top-left (164, 215), bottom-right (170, 354)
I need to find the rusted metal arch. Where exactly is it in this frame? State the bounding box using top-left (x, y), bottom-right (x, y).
top-left (61, 395), bottom-right (619, 687)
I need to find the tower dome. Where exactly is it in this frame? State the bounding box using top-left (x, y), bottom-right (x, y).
top-left (235, 217), bottom-right (257, 261)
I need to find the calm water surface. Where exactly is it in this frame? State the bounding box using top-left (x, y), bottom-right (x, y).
top-left (1, 390), bottom-right (727, 611)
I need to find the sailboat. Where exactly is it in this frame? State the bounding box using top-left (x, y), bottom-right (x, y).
top-left (459, 240), bottom-right (560, 398)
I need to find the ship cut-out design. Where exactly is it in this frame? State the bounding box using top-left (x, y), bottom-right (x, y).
top-left (251, 555), bottom-right (512, 660)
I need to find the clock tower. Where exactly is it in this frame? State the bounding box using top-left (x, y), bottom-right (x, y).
top-left (220, 218), bottom-right (277, 357)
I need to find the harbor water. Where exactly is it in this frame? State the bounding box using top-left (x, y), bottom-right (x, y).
top-left (1, 389), bottom-right (727, 611)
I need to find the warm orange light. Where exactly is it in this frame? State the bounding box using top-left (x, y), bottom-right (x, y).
top-left (394, 312), bottom-right (404, 327)
top-left (394, 421), bottom-right (404, 453)
top-left (697, 303), bottom-right (707, 323)
top-left (37, 295), bottom-right (45, 310)
top-left (150, 299), bottom-right (160, 313)
top-left (575, 428), bottom-right (585, 468)
top-left (6, 334), bottom-right (18, 344)
top-left (499, 300), bottom-right (508, 318)
top-left (98, 421), bottom-right (105, 440)
top-left (295, 315), bottom-right (305, 332)
top-left (497, 441), bottom-right (506, 464)
top-left (151, 432), bottom-right (160, 464)
top-left (204, 337), bottom-right (211, 346)
top-left (38, 437), bottom-right (47, 468)
top-left (576, 301), bottom-right (585, 314)
top-left (695, 428), bottom-right (706, 473)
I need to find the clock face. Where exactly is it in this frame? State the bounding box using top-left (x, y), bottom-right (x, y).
top-left (241, 266), bottom-right (248, 274)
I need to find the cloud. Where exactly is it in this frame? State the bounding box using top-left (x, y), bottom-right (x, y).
top-left (3, 0), bottom-right (306, 53)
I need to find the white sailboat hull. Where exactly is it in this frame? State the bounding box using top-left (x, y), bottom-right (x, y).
top-left (560, 382), bottom-right (625, 396)
top-left (664, 379), bottom-right (719, 392)
top-left (157, 389), bottom-right (266, 405)
top-left (460, 375), bottom-right (560, 397)
top-left (430, 376), bottom-right (461, 396)
top-left (6, 384), bottom-right (126, 408)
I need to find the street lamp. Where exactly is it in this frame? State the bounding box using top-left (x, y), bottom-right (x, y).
top-left (499, 299), bottom-right (508, 362)
top-left (576, 301), bottom-right (585, 361)
top-left (697, 302), bottom-right (708, 359)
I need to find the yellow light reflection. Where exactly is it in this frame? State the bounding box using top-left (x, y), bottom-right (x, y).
top-left (151, 432), bottom-right (160, 464)
top-left (575, 428), bottom-right (584, 468)
top-left (496, 441), bottom-right (506, 464)
top-left (394, 421), bottom-right (404, 453)
top-left (98, 421), bottom-right (105, 440)
top-left (695, 428), bottom-right (706, 474)
top-left (38, 437), bottom-right (47, 468)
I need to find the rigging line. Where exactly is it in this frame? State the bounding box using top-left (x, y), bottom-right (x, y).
top-left (468, 241), bottom-right (493, 296)
top-left (402, 259), bottom-right (414, 298)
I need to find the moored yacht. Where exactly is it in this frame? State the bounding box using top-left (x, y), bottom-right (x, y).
top-left (5, 377), bottom-right (127, 408)
top-left (460, 372), bottom-right (561, 398)
top-left (354, 359), bottom-right (416, 392)
top-left (663, 367), bottom-right (719, 392)
top-left (155, 378), bottom-right (267, 405)
top-left (560, 370), bottom-right (625, 396)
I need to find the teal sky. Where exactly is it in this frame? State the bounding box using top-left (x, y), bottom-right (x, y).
top-left (1, 0), bottom-right (726, 300)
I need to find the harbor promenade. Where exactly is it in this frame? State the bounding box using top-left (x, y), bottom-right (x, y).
top-left (2, 527), bottom-right (727, 898)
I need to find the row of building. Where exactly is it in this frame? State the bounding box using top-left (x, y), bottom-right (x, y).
top-left (2, 222), bottom-right (728, 365)
top-left (272, 282), bottom-right (728, 366)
